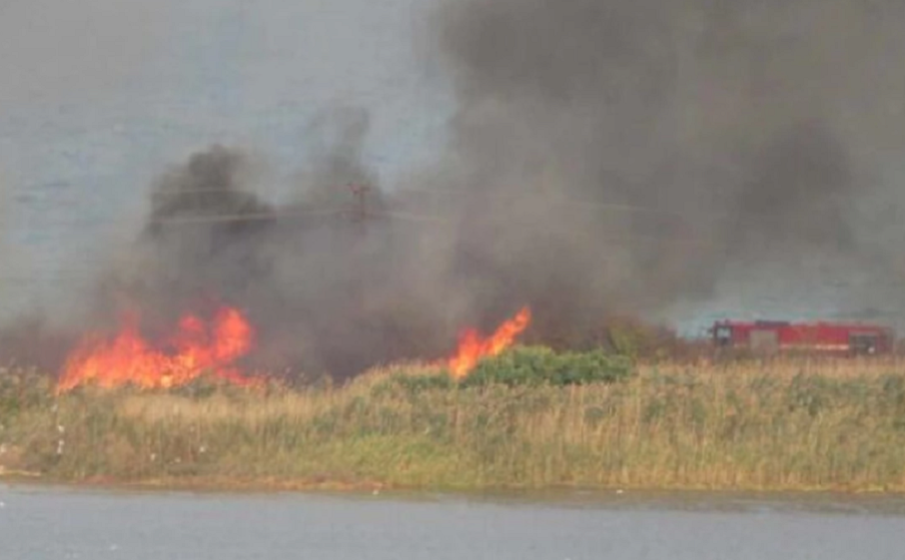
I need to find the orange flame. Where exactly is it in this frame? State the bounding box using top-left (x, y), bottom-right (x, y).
top-left (57, 307), bottom-right (257, 393)
top-left (448, 307), bottom-right (532, 380)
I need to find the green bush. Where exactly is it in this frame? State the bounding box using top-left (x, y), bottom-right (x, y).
top-left (460, 346), bottom-right (635, 388)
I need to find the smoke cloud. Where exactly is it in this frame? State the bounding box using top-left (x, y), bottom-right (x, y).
top-left (5, 0), bottom-right (905, 378)
top-left (434, 0), bottom-right (905, 325)
top-left (87, 111), bottom-right (464, 379)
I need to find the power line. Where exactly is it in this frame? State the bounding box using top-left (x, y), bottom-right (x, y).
top-left (145, 208), bottom-right (343, 225)
top-left (147, 184), bottom-right (694, 220)
top-left (1, 183), bottom-right (862, 286)
top-left (393, 184), bottom-right (692, 219)
top-left (92, 182), bottom-right (799, 235)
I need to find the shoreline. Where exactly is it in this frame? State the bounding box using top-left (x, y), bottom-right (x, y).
top-left (6, 476), bottom-right (905, 518)
top-left (4, 471), bottom-right (905, 497)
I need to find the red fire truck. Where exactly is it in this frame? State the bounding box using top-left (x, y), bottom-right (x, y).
top-left (712, 320), bottom-right (896, 356)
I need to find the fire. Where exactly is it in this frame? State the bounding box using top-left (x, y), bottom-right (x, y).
top-left (57, 306), bottom-right (257, 393)
top-left (448, 307), bottom-right (532, 380)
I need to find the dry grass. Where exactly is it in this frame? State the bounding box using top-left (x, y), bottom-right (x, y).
top-left (4, 356), bottom-right (905, 493)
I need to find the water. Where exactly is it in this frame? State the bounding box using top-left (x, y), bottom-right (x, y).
top-left (2, 485), bottom-right (905, 559)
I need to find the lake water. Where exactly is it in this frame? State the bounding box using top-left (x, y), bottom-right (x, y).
top-left (3, 485), bottom-right (905, 560)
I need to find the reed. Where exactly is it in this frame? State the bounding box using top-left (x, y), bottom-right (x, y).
top-left (3, 354), bottom-right (905, 493)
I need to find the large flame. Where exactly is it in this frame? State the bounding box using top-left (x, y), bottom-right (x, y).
top-left (448, 307), bottom-right (532, 380)
top-left (57, 306), bottom-right (256, 393)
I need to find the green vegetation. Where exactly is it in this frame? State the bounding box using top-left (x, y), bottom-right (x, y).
top-left (382, 346), bottom-right (633, 392)
top-left (3, 348), bottom-right (905, 493)
top-left (465, 346), bottom-right (633, 387)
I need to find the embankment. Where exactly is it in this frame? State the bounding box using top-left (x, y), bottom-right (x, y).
top-left (3, 351), bottom-right (905, 493)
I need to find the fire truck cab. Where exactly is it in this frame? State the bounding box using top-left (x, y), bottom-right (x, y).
top-left (712, 320), bottom-right (895, 356)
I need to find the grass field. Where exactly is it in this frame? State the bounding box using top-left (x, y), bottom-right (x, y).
top-left (3, 350), bottom-right (905, 493)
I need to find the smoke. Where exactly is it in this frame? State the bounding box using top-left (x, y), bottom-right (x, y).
top-left (433, 0), bottom-right (905, 326)
top-left (82, 111), bottom-right (463, 379)
top-left (6, 0), bottom-right (905, 377)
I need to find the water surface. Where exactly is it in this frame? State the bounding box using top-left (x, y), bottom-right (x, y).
top-left (2, 485), bottom-right (904, 559)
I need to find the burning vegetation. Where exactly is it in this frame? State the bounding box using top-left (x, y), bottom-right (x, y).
top-left (447, 307), bottom-right (532, 380)
top-left (57, 306), bottom-right (257, 393)
top-left (55, 302), bottom-right (534, 391)
top-left (4, 0), bottom-right (905, 386)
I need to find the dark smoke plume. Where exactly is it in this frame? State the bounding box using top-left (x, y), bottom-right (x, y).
top-left (433, 0), bottom-right (905, 329)
top-left (88, 112), bottom-right (463, 379)
top-left (6, 0), bottom-right (905, 378)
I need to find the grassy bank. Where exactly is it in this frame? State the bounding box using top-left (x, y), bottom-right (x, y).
top-left (3, 351), bottom-right (905, 493)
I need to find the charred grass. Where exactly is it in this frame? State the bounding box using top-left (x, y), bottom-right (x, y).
top-left (4, 352), bottom-right (905, 493)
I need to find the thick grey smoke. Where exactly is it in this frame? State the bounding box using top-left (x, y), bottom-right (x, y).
top-left (89, 112), bottom-right (463, 379)
top-left (433, 0), bottom-right (905, 329)
top-left (6, 0), bottom-right (905, 377)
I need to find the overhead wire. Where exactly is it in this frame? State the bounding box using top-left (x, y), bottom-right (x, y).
top-left (0, 183), bottom-right (813, 287)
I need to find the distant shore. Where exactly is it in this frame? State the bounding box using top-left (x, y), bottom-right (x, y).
top-left (4, 353), bottom-right (905, 494)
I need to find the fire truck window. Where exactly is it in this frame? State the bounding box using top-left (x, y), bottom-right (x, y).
top-left (851, 334), bottom-right (878, 355)
top-left (715, 326), bottom-right (731, 346)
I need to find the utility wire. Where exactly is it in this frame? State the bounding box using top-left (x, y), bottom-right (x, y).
top-left (147, 184), bottom-right (695, 220)
top-left (1, 183), bottom-right (840, 287)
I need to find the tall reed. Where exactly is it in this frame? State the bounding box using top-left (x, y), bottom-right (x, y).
top-left (3, 357), bottom-right (905, 492)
